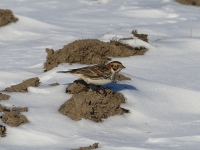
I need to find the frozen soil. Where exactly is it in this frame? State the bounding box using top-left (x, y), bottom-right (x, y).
top-left (0, 125), bottom-right (6, 137)
top-left (0, 9), bottom-right (18, 27)
top-left (0, 106), bottom-right (28, 127)
top-left (0, 93), bottom-right (10, 100)
top-left (3, 77), bottom-right (40, 92)
top-left (0, 111), bottom-right (28, 127)
top-left (176, 0), bottom-right (200, 6)
top-left (132, 30), bottom-right (148, 42)
top-left (44, 39), bottom-right (147, 71)
top-left (77, 143), bottom-right (99, 150)
top-left (59, 87), bottom-right (129, 122)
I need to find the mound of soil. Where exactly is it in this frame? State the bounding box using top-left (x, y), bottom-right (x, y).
top-left (0, 93), bottom-right (10, 100)
top-left (176, 0), bottom-right (200, 6)
top-left (3, 77), bottom-right (40, 93)
top-left (49, 82), bottom-right (60, 86)
top-left (0, 104), bottom-right (4, 112)
top-left (44, 39), bottom-right (147, 71)
top-left (0, 125), bottom-right (6, 137)
top-left (0, 9), bottom-right (18, 27)
top-left (77, 143), bottom-right (99, 150)
top-left (59, 88), bottom-right (129, 122)
top-left (132, 30), bottom-right (148, 42)
top-left (66, 80), bottom-right (90, 94)
top-left (0, 111), bottom-right (28, 127)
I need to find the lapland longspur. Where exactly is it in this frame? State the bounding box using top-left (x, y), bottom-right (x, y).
top-left (57, 61), bottom-right (126, 86)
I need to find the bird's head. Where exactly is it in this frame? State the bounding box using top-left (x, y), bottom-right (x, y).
top-left (107, 61), bottom-right (126, 73)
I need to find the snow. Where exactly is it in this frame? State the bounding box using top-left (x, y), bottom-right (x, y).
top-left (1, 0), bottom-right (200, 149)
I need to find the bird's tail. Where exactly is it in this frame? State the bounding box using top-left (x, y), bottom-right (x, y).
top-left (57, 71), bottom-right (70, 73)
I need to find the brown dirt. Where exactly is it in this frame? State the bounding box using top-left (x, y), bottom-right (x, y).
top-left (0, 125), bottom-right (6, 137)
top-left (0, 93), bottom-right (10, 100)
top-left (0, 9), bottom-right (18, 27)
top-left (49, 82), bottom-right (60, 86)
top-left (3, 77), bottom-right (40, 92)
top-left (0, 111), bottom-right (28, 127)
top-left (0, 104), bottom-right (4, 112)
top-left (132, 30), bottom-right (148, 42)
top-left (176, 0), bottom-right (200, 6)
top-left (77, 143), bottom-right (99, 150)
top-left (66, 80), bottom-right (90, 94)
top-left (59, 88), bottom-right (129, 122)
top-left (0, 104), bottom-right (28, 112)
top-left (44, 39), bottom-right (147, 71)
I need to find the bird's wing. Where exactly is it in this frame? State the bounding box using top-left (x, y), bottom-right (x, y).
top-left (73, 65), bottom-right (110, 78)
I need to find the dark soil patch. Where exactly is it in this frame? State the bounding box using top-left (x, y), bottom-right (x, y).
top-left (59, 88), bottom-right (129, 122)
top-left (0, 104), bottom-right (28, 113)
top-left (0, 93), bottom-right (10, 100)
top-left (66, 80), bottom-right (90, 94)
top-left (132, 30), bottom-right (148, 42)
top-left (3, 77), bottom-right (40, 92)
top-left (0, 104), bottom-right (4, 112)
top-left (0, 125), bottom-right (6, 137)
top-left (44, 39), bottom-right (147, 71)
top-left (76, 143), bottom-right (99, 150)
top-left (0, 9), bottom-right (18, 27)
top-left (0, 111), bottom-right (28, 127)
top-left (176, 0), bottom-right (200, 6)
top-left (49, 82), bottom-right (60, 86)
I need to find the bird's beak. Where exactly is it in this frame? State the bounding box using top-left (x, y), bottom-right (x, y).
top-left (122, 65), bottom-right (126, 69)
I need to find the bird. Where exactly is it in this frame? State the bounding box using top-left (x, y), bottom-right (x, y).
top-left (57, 61), bottom-right (126, 86)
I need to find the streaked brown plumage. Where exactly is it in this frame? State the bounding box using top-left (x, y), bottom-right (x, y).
top-left (57, 61), bottom-right (125, 85)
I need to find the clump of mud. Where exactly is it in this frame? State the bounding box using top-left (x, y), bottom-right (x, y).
top-left (59, 88), bottom-right (129, 122)
top-left (176, 0), bottom-right (200, 6)
top-left (66, 80), bottom-right (90, 94)
top-left (0, 111), bottom-right (28, 127)
top-left (77, 143), bottom-right (99, 150)
top-left (0, 9), bottom-right (18, 27)
top-left (0, 104), bottom-right (28, 112)
top-left (0, 104), bottom-right (4, 112)
top-left (49, 82), bottom-right (60, 86)
top-left (132, 30), bottom-right (148, 42)
top-left (0, 93), bottom-right (10, 100)
top-left (0, 125), bottom-right (6, 137)
top-left (44, 39), bottom-right (147, 71)
top-left (3, 77), bottom-right (40, 92)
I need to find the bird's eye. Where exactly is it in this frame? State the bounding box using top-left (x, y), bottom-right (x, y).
top-left (111, 65), bottom-right (113, 67)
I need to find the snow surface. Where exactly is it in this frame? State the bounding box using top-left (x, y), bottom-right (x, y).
top-left (1, 0), bottom-right (200, 149)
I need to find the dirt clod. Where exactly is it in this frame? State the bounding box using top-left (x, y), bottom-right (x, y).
top-left (77, 143), bottom-right (99, 150)
top-left (0, 125), bottom-right (6, 137)
top-left (44, 39), bottom-right (147, 71)
top-left (0, 9), bottom-right (18, 27)
top-left (0, 111), bottom-right (28, 127)
top-left (0, 104), bottom-right (28, 112)
top-left (49, 82), bottom-right (60, 86)
top-left (0, 104), bottom-right (5, 112)
top-left (3, 77), bottom-right (40, 92)
top-left (132, 30), bottom-right (148, 42)
top-left (66, 80), bottom-right (90, 94)
top-left (176, 0), bottom-right (200, 6)
top-left (59, 88), bottom-right (129, 122)
top-left (0, 93), bottom-right (10, 100)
